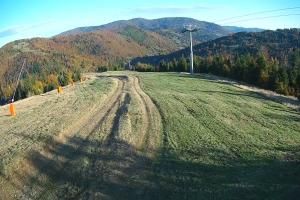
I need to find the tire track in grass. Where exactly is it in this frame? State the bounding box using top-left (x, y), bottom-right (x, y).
top-left (0, 78), bottom-right (103, 176)
top-left (0, 76), bottom-right (120, 199)
top-left (55, 74), bottom-right (162, 198)
top-left (32, 77), bottom-right (125, 199)
top-left (1, 73), bottom-right (164, 199)
top-left (0, 88), bottom-right (81, 178)
top-left (78, 75), bottom-right (162, 197)
top-left (27, 77), bottom-right (133, 199)
top-left (132, 76), bottom-right (162, 154)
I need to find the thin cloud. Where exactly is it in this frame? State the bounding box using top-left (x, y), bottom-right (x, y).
top-left (0, 28), bottom-right (18, 38)
top-left (0, 21), bottom-right (54, 39)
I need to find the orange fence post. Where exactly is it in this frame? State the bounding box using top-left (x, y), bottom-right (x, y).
top-left (9, 103), bottom-right (16, 116)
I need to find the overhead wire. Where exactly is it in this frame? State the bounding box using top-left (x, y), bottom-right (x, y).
top-left (12, 59), bottom-right (26, 102)
top-left (222, 13), bottom-right (300, 25)
top-left (215, 6), bottom-right (300, 23)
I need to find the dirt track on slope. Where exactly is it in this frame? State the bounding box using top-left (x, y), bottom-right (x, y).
top-left (0, 73), bottom-right (162, 199)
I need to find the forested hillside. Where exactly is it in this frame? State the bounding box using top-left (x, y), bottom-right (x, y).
top-left (0, 18), bottom-right (285, 104)
top-left (0, 30), bottom-right (175, 104)
top-left (0, 17), bottom-right (250, 104)
top-left (60, 17), bottom-right (234, 47)
top-left (134, 29), bottom-right (300, 98)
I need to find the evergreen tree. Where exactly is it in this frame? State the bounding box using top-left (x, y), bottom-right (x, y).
top-left (178, 56), bottom-right (188, 72)
top-left (275, 68), bottom-right (289, 95)
top-left (172, 58), bottom-right (179, 72)
top-left (256, 54), bottom-right (269, 88)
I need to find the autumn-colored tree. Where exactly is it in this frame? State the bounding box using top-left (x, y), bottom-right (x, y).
top-left (45, 74), bottom-right (59, 91)
top-left (31, 80), bottom-right (44, 95)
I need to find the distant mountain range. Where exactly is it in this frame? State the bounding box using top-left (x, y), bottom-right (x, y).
top-left (0, 17), bottom-right (264, 78)
top-left (59, 17), bottom-right (264, 48)
top-left (133, 29), bottom-right (300, 67)
top-left (222, 26), bottom-right (264, 33)
top-left (132, 28), bottom-right (300, 100)
top-left (0, 17), bottom-right (266, 102)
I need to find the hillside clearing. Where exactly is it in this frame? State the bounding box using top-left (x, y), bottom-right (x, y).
top-left (138, 72), bottom-right (300, 199)
top-left (196, 73), bottom-right (300, 110)
top-left (0, 72), bottom-right (299, 199)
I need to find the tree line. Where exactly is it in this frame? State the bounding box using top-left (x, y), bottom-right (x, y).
top-left (136, 50), bottom-right (300, 99)
top-left (0, 60), bottom-right (130, 105)
top-left (0, 62), bottom-right (81, 105)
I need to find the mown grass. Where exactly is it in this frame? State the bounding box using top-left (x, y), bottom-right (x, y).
top-left (0, 77), bottom-right (114, 177)
top-left (1, 72), bottom-right (299, 199)
top-left (138, 72), bottom-right (300, 200)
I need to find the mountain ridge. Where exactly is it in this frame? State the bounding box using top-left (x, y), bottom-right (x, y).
top-left (132, 28), bottom-right (300, 98)
top-left (133, 28), bottom-right (300, 66)
top-left (58, 17), bottom-right (264, 45)
top-left (0, 17), bottom-right (267, 103)
top-left (59, 17), bottom-right (264, 36)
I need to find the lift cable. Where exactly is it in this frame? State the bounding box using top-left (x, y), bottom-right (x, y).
top-left (11, 59), bottom-right (26, 102)
top-left (215, 6), bottom-right (300, 23)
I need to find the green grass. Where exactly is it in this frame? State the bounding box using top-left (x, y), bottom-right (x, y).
top-left (1, 72), bottom-right (299, 199)
top-left (138, 72), bottom-right (300, 200)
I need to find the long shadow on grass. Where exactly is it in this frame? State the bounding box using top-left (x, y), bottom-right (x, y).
top-left (6, 135), bottom-right (154, 199)
top-left (7, 135), bottom-right (299, 200)
top-left (152, 147), bottom-right (300, 200)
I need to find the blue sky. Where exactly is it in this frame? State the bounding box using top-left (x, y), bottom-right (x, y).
top-left (0, 0), bottom-right (299, 47)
